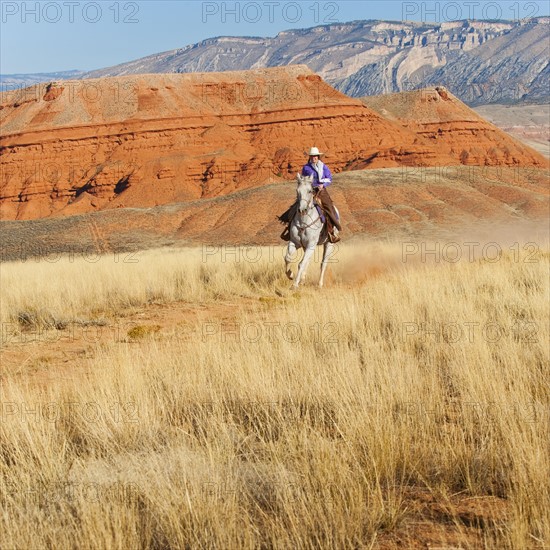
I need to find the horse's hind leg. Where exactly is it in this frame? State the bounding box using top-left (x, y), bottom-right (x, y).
top-left (285, 240), bottom-right (298, 280)
top-left (294, 245), bottom-right (315, 288)
top-left (319, 242), bottom-right (335, 288)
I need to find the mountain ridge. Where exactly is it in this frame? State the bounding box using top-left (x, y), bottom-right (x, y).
top-left (76, 17), bottom-right (549, 105)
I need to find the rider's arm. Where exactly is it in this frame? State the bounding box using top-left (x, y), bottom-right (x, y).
top-left (320, 165), bottom-right (332, 186)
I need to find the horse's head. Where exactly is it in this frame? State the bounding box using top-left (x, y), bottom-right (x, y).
top-left (296, 173), bottom-right (314, 215)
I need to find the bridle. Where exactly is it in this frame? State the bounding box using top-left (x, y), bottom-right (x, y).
top-left (296, 185), bottom-right (321, 234)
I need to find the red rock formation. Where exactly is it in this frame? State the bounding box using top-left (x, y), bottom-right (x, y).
top-left (1, 67), bottom-right (546, 221)
top-left (361, 86), bottom-right (547, 167)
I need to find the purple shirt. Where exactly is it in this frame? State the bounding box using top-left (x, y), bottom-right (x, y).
top-left (302, 161), bottom-right (332, 188)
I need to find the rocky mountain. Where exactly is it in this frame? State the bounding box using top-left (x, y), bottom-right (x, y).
top-left (0, 66), bottom-right (434, 220)
top-left (360, 87), bottom-right (548, 165)
top-left (0, 66), bottom-right (546, 221)
top-left (80, 18), bottom-right (549, 105)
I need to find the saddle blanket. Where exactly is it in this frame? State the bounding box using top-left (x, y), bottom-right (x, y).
top-left (315, 204), bottom-right (326, 224)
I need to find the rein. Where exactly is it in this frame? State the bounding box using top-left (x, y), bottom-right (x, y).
top-left (298, 212), bottom-right (321, 232)
top-left (296, 198), bottom-right (321, 233)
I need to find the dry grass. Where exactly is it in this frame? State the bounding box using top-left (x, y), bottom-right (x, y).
top-left (1, 241), bottom-right (549, 548)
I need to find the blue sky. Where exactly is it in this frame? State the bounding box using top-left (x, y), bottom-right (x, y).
top-left (1, 0), bottom-right (549, 74)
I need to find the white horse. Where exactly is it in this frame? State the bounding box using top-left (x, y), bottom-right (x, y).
top-left (284, 173), bottom-right (337, 288)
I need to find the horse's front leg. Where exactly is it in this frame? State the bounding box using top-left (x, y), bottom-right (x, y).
top-left (319, 241), bottom-right (335, 288)
top-left (294, 245), bottom-right (315, 288)
top-left (285, 240), bottom-right (298, 280)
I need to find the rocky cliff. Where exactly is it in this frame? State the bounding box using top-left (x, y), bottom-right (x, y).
top-left (0, 66), bottom-right (434, 220)
top-left (361, 87), bottom-right (547, 166)
top-left (79, 18), bottom-right (550, 105)
top-left (1, 66), bottom-right (546, 221)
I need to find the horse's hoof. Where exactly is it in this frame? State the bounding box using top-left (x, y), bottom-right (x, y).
top-left (286, 270), bottom-right (294, 280)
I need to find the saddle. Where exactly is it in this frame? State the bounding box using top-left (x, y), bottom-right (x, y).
top-left (313, 201), bottom-right (326, 224)
top-left (279, 198), bottom-right (327, 222)
top-left (279, 201), bottom-right (336, 242)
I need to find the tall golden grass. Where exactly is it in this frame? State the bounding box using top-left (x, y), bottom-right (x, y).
top-left (1, 241), bottom-right (549, 548)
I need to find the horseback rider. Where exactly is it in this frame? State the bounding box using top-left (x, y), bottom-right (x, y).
top-left (278, 147), bottom-right (341, 243)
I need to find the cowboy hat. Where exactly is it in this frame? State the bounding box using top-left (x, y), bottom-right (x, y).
top-left (306, 146), bottom-right (324, 157)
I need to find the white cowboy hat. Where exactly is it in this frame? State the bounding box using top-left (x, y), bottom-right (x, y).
top-left (307, 146), bottom-right (324, 157)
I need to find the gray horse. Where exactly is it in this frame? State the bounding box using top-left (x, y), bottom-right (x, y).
top-left (284, 174), bottom-right (337, 288)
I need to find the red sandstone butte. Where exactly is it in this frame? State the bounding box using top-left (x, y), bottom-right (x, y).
top-left (0, 65), bottom-right (546, 220)
top-left (361, 86), bottom-right (547, 167)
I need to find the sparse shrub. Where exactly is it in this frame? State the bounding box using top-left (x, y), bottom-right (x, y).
top-left (127, 324), bottom-right (161, 340)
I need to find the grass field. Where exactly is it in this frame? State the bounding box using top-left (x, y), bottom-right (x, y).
top-left (1, 241), bottom-right (549, 548)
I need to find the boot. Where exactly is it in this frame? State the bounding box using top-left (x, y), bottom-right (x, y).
top-left (325, 217), bottom-right (341, 243)
top-left (316, 188), bottom-right (341, 231)
top-left (328, 227), bottom-right (340, 243)
top-left (326, 207), bottom-right (342, 232)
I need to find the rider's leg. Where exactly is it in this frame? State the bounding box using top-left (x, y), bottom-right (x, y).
top-left (316, 189), bottom-right (341, 231)
top-left (315, 189), bottom-right (341, 242)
